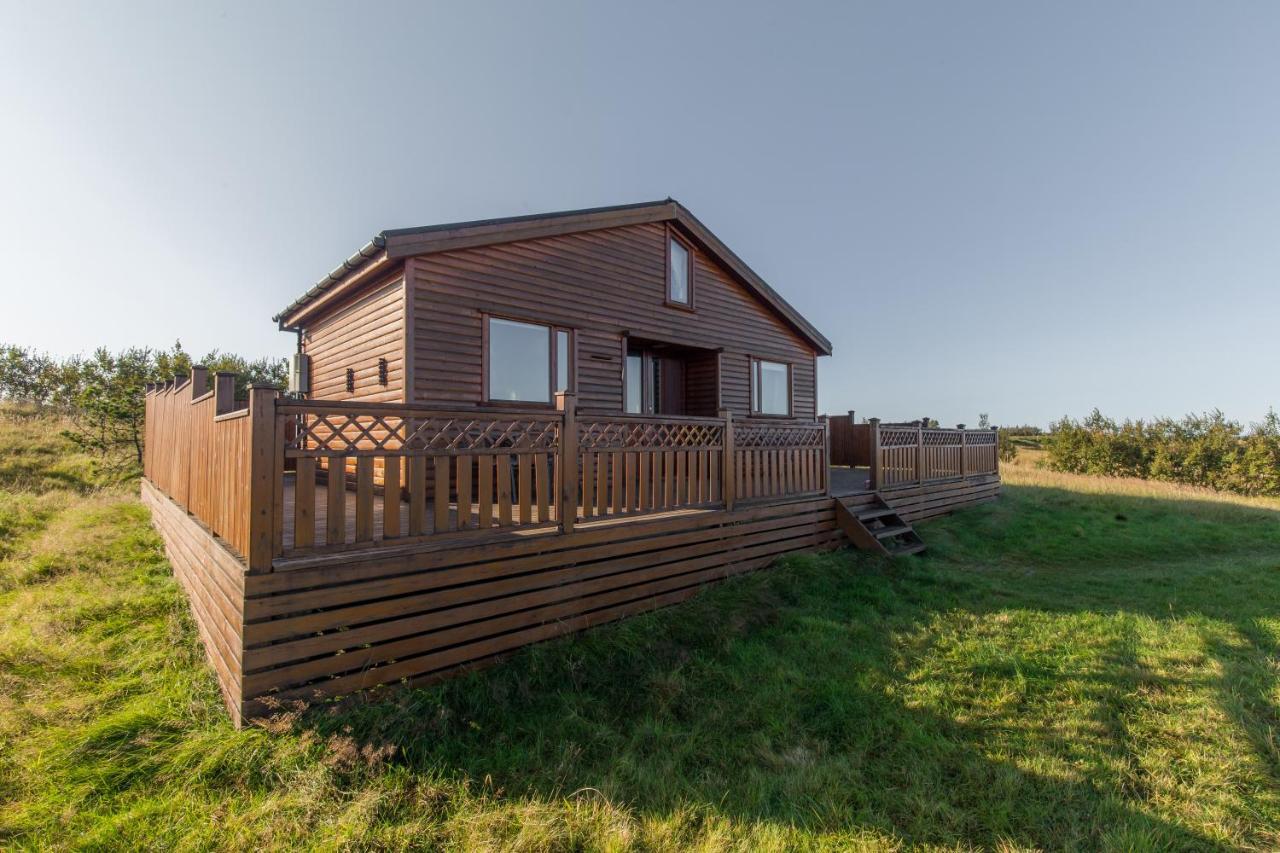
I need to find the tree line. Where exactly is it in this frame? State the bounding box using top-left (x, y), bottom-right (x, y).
top-left (1045, 408), bottom-right (1280, 497)
top-left (0, 342), bottom-right (286, 473)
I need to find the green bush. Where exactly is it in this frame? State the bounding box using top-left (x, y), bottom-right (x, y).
top-left (1046, 408), bottom-right (1280, 497)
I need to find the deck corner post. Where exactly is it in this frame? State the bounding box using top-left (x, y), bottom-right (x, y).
top-left (992, 426), bottom-right (1000, 477)
top-left (214, 372), bottom-right (237, 415)
top-left (247, 385), bottom-right (279, 573)
top-left (869, 417), bottom-right (881, 491)
top-left (556, 392), bottom-right (577, 533)
top-left (822, 414), bottom-right (831, 495)
top-left (190, 365), bottom-right (209, 399)
top-left (720, 408), bottom-right (735, 511)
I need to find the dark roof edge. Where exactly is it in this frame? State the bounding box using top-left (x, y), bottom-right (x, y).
top-left (274, 198), bottom-right (831, 355)
top-left (380, 198), bottom-right (674, 240)
top-left (272, 235), bottom-right (388, 324)
top-left (668, 204), bottom-right (832, 355)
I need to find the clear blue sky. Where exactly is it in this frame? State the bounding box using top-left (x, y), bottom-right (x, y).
top-left (2, 1), bottom-right (1276, 427)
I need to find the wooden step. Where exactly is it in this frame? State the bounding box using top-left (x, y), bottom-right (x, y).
top-left (834, 498), bottom-right (926, 556)
top-left (888, 541), bottom-right (927, 557)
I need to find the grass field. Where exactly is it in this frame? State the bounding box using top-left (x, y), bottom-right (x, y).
top-left (2, 418), bottom-right (1278, 850)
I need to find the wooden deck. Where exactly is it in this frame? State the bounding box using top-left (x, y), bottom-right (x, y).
top-left (829, 466), bottom-right (873, 497)
top-left (144, 380), bottom-right (1002, 725)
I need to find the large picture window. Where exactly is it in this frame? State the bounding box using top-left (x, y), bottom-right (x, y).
top-left (750, 358), bottom-right (791, 416)
top-left (486, 316), bottom-right (573, 404)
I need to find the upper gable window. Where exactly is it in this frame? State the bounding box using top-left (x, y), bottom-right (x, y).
top-left (667, 235), bottom-right (691, 306)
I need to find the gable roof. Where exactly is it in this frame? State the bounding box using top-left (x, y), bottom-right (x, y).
top-left (274, 199), bottom-right (832, 355)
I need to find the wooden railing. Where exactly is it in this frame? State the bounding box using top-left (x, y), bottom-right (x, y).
top-left (280, 399), bottom-right (563, 550)
top-left (868, 418), bottom-right (999, 489)
top-left (143, 373), bottom-right (832, 569)
top-left (575, 414), bottom-right (725, 522)
top-left (734, 421), bottom-right (828, 501)
top-left (143, 369), bottom-right (270, 562)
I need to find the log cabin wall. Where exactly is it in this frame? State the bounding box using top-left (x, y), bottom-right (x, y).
top-left (405, 222), bottom-right (818, 418)
top-left (301, 274), bottom-right (406, 403)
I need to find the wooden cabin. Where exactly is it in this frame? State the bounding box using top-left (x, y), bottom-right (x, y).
top-left (274, 199), bottom-right (828, 422)
top-left (141, 200), bottom-right (1001, 725)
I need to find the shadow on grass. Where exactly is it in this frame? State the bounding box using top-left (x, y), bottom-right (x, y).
top-left (283, 481), bottom-right (1280, 848)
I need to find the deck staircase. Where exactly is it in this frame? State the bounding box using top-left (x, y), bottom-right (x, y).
top-left (834, 496), bottom-right (926, 557)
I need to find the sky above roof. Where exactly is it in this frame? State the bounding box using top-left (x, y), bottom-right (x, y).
top-left (1, 1), bottom-right (1277, 427)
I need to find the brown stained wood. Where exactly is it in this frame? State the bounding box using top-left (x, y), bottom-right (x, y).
top-left (675, 450), bottom-right (686, 505)
top-left (663, 451), bottom-right (675, 508)
top-left (243, 522), bottom-right (841, 686)
top-left (405, 222), bottom-right (820, 418)
top-left (611, 451), bottom-right (624, 515)
top-left (624, 452), bottom-right (637, 512)
top-left (240, 511), bottom-right (847, 705)
top-left (581, 453), bottom-right (594, 518)
top-left (596, 452), bottom-right (609, 516)
top-left (299, 277), bottom-right (406, 403)
top-left (327, 456), bottom-right (347, 546)
top-left (355, 457), bottom-right (375, 542)
top-left (518, 455), bottom-right (532, 525)
top-left (709, 450), bottom-right (720, 503)
top-left (409, 457), bottom-right (427, 536)
top-left (383, 458), bottom-right (401, 538)
top-left (294, 458), bottom-right (315, 549)
top-left (478, 456), bottom-right (494, 528)
top-left (534, 453), bottom-right (550, 523)
top-left (434, 457), bottom-right (451, 533)
top-left (637, 451), bottom-right (650, 510)
top-left (456, 458), bottom-right (472, 530)
top-left (496, 455), bottom-right (513, 526)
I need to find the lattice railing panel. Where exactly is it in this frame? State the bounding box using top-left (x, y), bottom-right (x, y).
top-left (578, 419), bottom-right (723, 451)
top-left (735, 424), bottom-right (826, 450)
top-left (922, 429), bottom-right (963, 447)
top-left (288, 412), bottom-right (561, 456)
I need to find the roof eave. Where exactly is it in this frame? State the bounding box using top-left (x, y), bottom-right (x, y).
top-left (272, 235), bottom-right (389, 326)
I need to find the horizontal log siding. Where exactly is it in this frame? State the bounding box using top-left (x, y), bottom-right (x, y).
top-left (408, 223), bottom-right (817, 418)
top-left (302, 275), bottom-right (405, 403)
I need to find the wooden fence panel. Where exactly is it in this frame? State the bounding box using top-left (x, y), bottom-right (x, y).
top-left (575, 416), bottom-right (725, 520)
top-left (733, 423), bottom-right (828, 501)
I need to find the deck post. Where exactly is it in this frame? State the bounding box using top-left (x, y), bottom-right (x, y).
top-left (992, 426), bottom-right (1000, 477)
top-left (556, 392), bottom-right (577, 533)
top-left (822, 414), bottom-right (831, 495)
top-left (190, 365), bottom-right (208, 399)
top-left (720, 409), bottom-right (735, 511)
top-left (960, 428), bottom-right (968, 480)
top-left (869, 417), bottom-right (881, 490)
top-left (916, 423), bottom-right (925, 485)
top-left (247, 386), bottom-right (278, 573)
top-left (214, 372), bottom-right (237, 415)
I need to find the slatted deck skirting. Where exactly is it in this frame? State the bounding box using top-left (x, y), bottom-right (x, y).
top-left (142, 472), bottom-right (999, 724)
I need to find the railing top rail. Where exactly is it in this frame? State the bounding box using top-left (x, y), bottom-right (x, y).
top-left (576, 410), bottom-right (728, 425)
top-left (277, 400), bottom-right (565, 420)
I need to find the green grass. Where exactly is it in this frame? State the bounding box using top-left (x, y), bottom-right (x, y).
top-left (1, 423), bottom-right (1278, 851)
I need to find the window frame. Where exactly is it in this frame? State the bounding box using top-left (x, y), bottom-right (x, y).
top-left (749, 357), bottom-right (792, 418)
top-left (482, 314), bottom-right (575, 407)
top-left (664, 226), bottom-right (695, 310)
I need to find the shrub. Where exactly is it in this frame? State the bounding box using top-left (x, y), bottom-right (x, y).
top-left (1045, 408), bottom-right (1280, 497)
